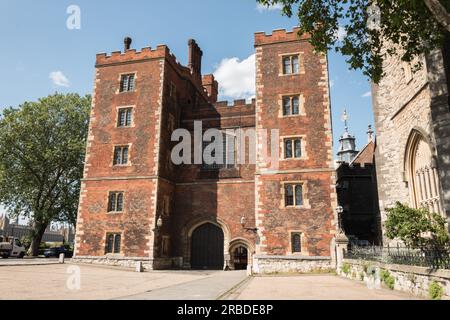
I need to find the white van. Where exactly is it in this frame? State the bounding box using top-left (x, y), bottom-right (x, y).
top-left (0, 236), bottom-right (26, 258)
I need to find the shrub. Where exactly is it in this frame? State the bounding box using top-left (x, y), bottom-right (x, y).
top-left (428, 281), bottom-right (444, 300)
top-left (385, 202), bottom-right (450, 250)
top-left (380, 270), bottom-right (395, 290)
top-left (341, 263), bottom-right (351, 275)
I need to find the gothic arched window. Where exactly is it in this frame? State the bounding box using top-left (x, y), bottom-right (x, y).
top-left (405, 130), bottom-right (442, 214)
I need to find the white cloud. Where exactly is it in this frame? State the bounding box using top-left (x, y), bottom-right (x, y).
top-left (49, 71), bottom-right (70, 87)
top-left (213, 54), bottom-right (256, 101)
top-left (256, 3), bottom-right (283, 13)
top-left (362, 91), bottom-right (372, 98)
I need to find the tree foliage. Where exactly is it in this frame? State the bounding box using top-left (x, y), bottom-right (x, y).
top-left (0, 93), bottom-right (91, 255)
top-left (257, 0), bottom-right (450, 83)
top-left (385, 202), bottom-right (449, 250)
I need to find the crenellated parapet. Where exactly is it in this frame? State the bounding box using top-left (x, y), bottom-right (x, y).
top-left (254, 27), bottom-right (309, 46)
top-left (95, 45), bottom-right (191, 78)
top-left (95, 45), bottom-right (169, 66)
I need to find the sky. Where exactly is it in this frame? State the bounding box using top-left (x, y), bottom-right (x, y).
top-left (0, 0), bottom-right (374, 217)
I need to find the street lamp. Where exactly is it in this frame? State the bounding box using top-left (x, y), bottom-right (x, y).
top-left (336, 206), bottom-right (345, 234)
top-left (153, 215), bottom-right (163, 232)
top-left (240, 216), bottom-right (258, 233)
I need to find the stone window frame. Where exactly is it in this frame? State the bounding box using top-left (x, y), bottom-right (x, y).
top-left (404, 129), bottom-right (443, 215)
top-left (106, 191), bottom-right (126, 214)
top-left (169, 82), bottom-right (177, 100)
top-left (115, 105), bottom-right (135, 128)
top-left (288, 231), bottom-right (308, 255)
top-left (162, 195), bottom-right (171, 217)
top-left (104, 232), bottom-right (123, 256)
top-left (280, 180), bottom-right (311, 209)
top-left (278, 93), bottom-right (306, 118)
top-left (280, 135), bottom-right (308, 161)
top-left (279, 52), bottom-right (305, 76)
top-left (116, 72), bottom-right (138, 94)
top-left (111, 144), bottom-right (132, 167)
top-left (161, 235), bottom-right (171, 257)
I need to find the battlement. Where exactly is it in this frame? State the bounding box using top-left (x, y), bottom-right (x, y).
top-left (95, 45), bottom-right (170, 66)
top-left (213, 98), bottom-right (255, 109)
top-left (254, 27), bottom-right (309, 46)
top-left (96, 43), bottom-right (196, 85)
top-left (337, 162), bottom-right (376, 177)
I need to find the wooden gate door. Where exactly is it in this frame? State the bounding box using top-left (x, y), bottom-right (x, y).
top-left (191, 223), bottom-right (224, 270)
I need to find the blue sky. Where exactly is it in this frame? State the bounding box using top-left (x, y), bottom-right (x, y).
top-left (0, 0), bottom-right (374, 159)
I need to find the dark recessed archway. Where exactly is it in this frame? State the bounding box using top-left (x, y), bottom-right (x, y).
top-left (232, 246), bottom-right (248, 270)
top-left (190, 223), bottom-right (224, 270)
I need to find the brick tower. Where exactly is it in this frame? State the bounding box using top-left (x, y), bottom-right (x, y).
top-left (74, 28), bottom-right (337, 273)
top-left (252, 28), bottom-right (336, 272)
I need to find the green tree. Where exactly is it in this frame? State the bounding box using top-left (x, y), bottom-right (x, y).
top-left (0, 93), bottom-right (91, 256)
top-left (385, 202), bottom-right (449, 250)
top-left (257, 0), bottom-right (450, 83)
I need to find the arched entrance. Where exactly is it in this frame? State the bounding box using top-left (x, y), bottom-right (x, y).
top-left (190, 223), bottom-right (224, 270)
top-left (232, 246), bottom-right (248, 270)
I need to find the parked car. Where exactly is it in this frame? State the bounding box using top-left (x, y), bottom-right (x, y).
top-left (0, 236), bottom-right (26, 259)
top-left (43, 246), bottom-right (73, 258)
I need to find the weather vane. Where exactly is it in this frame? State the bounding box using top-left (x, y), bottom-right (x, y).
top-left (341, 109), bottom-right (349, 132)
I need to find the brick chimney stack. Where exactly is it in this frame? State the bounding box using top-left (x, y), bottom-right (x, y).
top-left (202, 74), bottom-right (218, 103)
top-left (188, 39), bottom-right (203, 81)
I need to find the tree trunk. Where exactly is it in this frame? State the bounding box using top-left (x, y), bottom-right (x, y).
top-left (28, 222), bottom-right (47, 257)
top-left (423, 0), bottom-right (450, 33)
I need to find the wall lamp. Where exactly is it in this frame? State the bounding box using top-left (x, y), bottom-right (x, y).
top-left (240, 216), bottom-right (258, 233)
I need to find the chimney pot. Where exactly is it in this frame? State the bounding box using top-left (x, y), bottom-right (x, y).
top-left (124, 37), bottom-right (132, 51)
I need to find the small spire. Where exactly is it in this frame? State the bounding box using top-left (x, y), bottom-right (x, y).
top-left (367, 124), bottom-right (374, 142)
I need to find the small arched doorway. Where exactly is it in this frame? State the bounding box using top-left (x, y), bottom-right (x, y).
top-left (232, 246), bottom-right (248, 270)
top-left (191, 223), bottom-right (224, 270)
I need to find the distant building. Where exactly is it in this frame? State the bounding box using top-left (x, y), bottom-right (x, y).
top-left (0, 215), bottom-right (74, 243)
top-left (336, 124), bottom-right (382, 244)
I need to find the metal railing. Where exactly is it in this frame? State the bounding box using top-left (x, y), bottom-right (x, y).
top-left (344, 244), bottom-right (450, 269)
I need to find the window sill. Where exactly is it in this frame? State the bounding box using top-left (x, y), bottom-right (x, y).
top-left (280, 114), bottom-right (306, 118)
top-left (281, 157), bottom-right (303, 161)
top-left (105, 253), bottom-right (124, 258)
top-left (107, 211), bottom-right (123, 215)
top-left (284, 205), bottom-right (306, 209)
top-left (278, 73), bottom-right (301, 77)
top-left (117, 90), bottom-right (137, 94)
